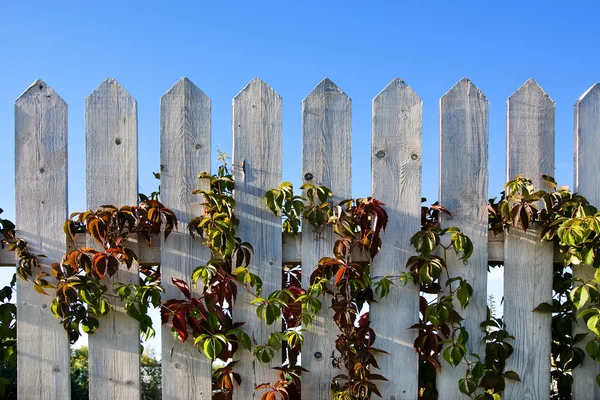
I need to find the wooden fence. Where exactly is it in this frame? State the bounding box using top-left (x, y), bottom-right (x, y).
top-left (1, 77), bottom-right (599, 400)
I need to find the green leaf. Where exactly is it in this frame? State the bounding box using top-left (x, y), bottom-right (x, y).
top-left (541, 174), bottom-right (557, 189)
top-left (265, 304), bottom-right (280, 326)
top-left (459, 378), bottom-right (477, 395)
top-left (451, 344), bottom-right (465, 366)
top-left (202, 338), bottom-right (222, 360)
top-left (504, 370), bottom-right (521, 382)
top-left (532, 302), bottom-right (554, 313)
top-left (587, 340), bottom-right (600, 360)
top-left (571, 285), bottom-right (590, 310)
top-left (100, 298), bottom-right (110, 315)
top-left (207, 313), bottom-right (219, 331)
top-left (237, 330), bottom-right (252, 351)
top-left (577, 307), bottom-right (600, 320)
top-left (457, 281), bottom-right (473, 308)
top-left (472, 362), bottom-right (484, 380)
top-left (255, 346), bottom-right (274, 364)
top-left (588, 315), bottom-right (600, 336)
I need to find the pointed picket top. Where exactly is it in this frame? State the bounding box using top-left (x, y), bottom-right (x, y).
top-left (304, 77), bottom-right (350, 101)
top-left (576, 82), bottom-right (600, 106)
top-left (572, 85), bottom-right (600, 400)
top-left (87, 77), bottom-right (136, 103)
top-left (162, 77), bottom-right (208, 100)
top-left (441, 77), bottom-right (487, 102)
top-left (233, 77), bottom-right (281, 101)
top-left (574, 82), bottom-right (600, 194)
top-left (16, 79), bottom-right (66, 106)
top-left (509, 78), bottom-right (555, 105)
top-left (373, 77), bottom-right (421, 103)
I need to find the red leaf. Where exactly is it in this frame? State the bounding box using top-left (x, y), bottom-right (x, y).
top-left (107, 255), bottom-right (119, 277)
top-left (66, 251), bottom-right (79, 271)
top-left (160, 306), bottom-right (171, 324)
top-left (172, 278), bottom-right (191, 299)
top-left (186, 314), bottom-right (204, 335)
top-left (335, 266), bottom-right (347, 285)
top-left (92, 253), bottom-right (106, 278)
top-left (173, 307), bottom-right (189, 343)
top-left (191, 297), bottom-right (208, 318)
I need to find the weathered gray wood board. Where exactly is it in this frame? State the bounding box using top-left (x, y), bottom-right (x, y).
top-left (301, 78), bottom-right (352, 400)
top-left (85, 78), bottom-right (141, 400)
top-left (0, 230), bottom-right (566, 267)
top-left (573, 83), bottom-right (600, 400)
top-left (15, 80), bottom-right (71, 400)
top-left (438, 78), bottom-right (489, 399)
top-left (232, 78), bottom-right (283, 399)
top-left (371, 78), bottom-right (421, 400)
top-left (160, 78), bottom-right (213, 399)
top-left (0, 251), bottom-right (14, 266)
top-left (504, 79), bottom-right (554, 400)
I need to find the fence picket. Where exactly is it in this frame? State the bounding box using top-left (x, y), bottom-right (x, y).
top-left (160, 77), bottom-right (213, 399)
top-left (15, 80), bottom-right (71, 400)
top-left (573, 83), bottom-right (600, 399)
top-left (85, 78), bottom-right (141, 400)
top-left (438, 78), bottom-right (489, 399)
top-left (232, 78), bottom-right (283, 399)
top-left (504, 79), bottom-right (555, 400)
top-left (8, 77), bottom-right (600, 400)
top-left (301, 78), bottom-right (352, 400)
top-left (371, 78), bottom-right (421, 399)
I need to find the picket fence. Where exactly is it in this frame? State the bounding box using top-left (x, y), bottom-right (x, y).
top-left (1, 76), bottom-right (600, 400)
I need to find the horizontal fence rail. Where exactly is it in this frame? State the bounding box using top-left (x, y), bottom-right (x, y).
top-left (3, 77), bottom-right (599, 400)
top-left (0, 231), bottom-right (566, 268)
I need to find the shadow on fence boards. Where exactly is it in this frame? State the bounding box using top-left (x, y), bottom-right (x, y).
top-left (4, 76), bottom-right (600, 399)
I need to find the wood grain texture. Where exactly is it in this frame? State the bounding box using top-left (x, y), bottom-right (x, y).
top-left (160, 78), bottom-right (212, 399)
top-left (438, 78), bottom-right (489, 399)
top-left (0, 231), bottom-right (562, 267)
top-left (85, 78), bottom-right (141, 400)
top-left (301, 78), bottom-right (352, 400)
top-left (0, 250), bottom-right (15, 266)
top-left (232, 78), bottom-right (283, 399)
top-left (371, 78), bottom-right (421, 400)
top-left (15, 79), bottom-right (71, 400)
top-left (504, 79), bottom-right (555, 400)
top-left (572, 83), bottom-right (600, 400)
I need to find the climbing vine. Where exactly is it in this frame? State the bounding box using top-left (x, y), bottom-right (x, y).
top-left (7, 190), bottom-right (176, 344)
top-left (0, 210), bottom-right (17, 398)
top-left (395, 200), bottom-right (518, 400)
top-left (265, 181), bottom-right (392, 399)
top-left (9, 160), bottom-right (600, 399)
top-left (489, 174), bottom-right (600, 397)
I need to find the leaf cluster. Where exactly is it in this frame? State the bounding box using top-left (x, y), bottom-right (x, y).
top-left (410, 202), bottom-right (517, 400)
top-left (0, 272), bottom-right (16, 397)
top-left (490, 175), bottom-right (600, 392)
top-left (265, 182), bottom-right (332, 235)
top-left (308, 197), bottom-right (389, 399)
top-left (162, 155), bottom-right (263, 396)
top-left (27, 200), bottom-right (176, 343)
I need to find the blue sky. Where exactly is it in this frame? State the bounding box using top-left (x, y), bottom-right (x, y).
top-left (1, 0), bottom-right (599, 350)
